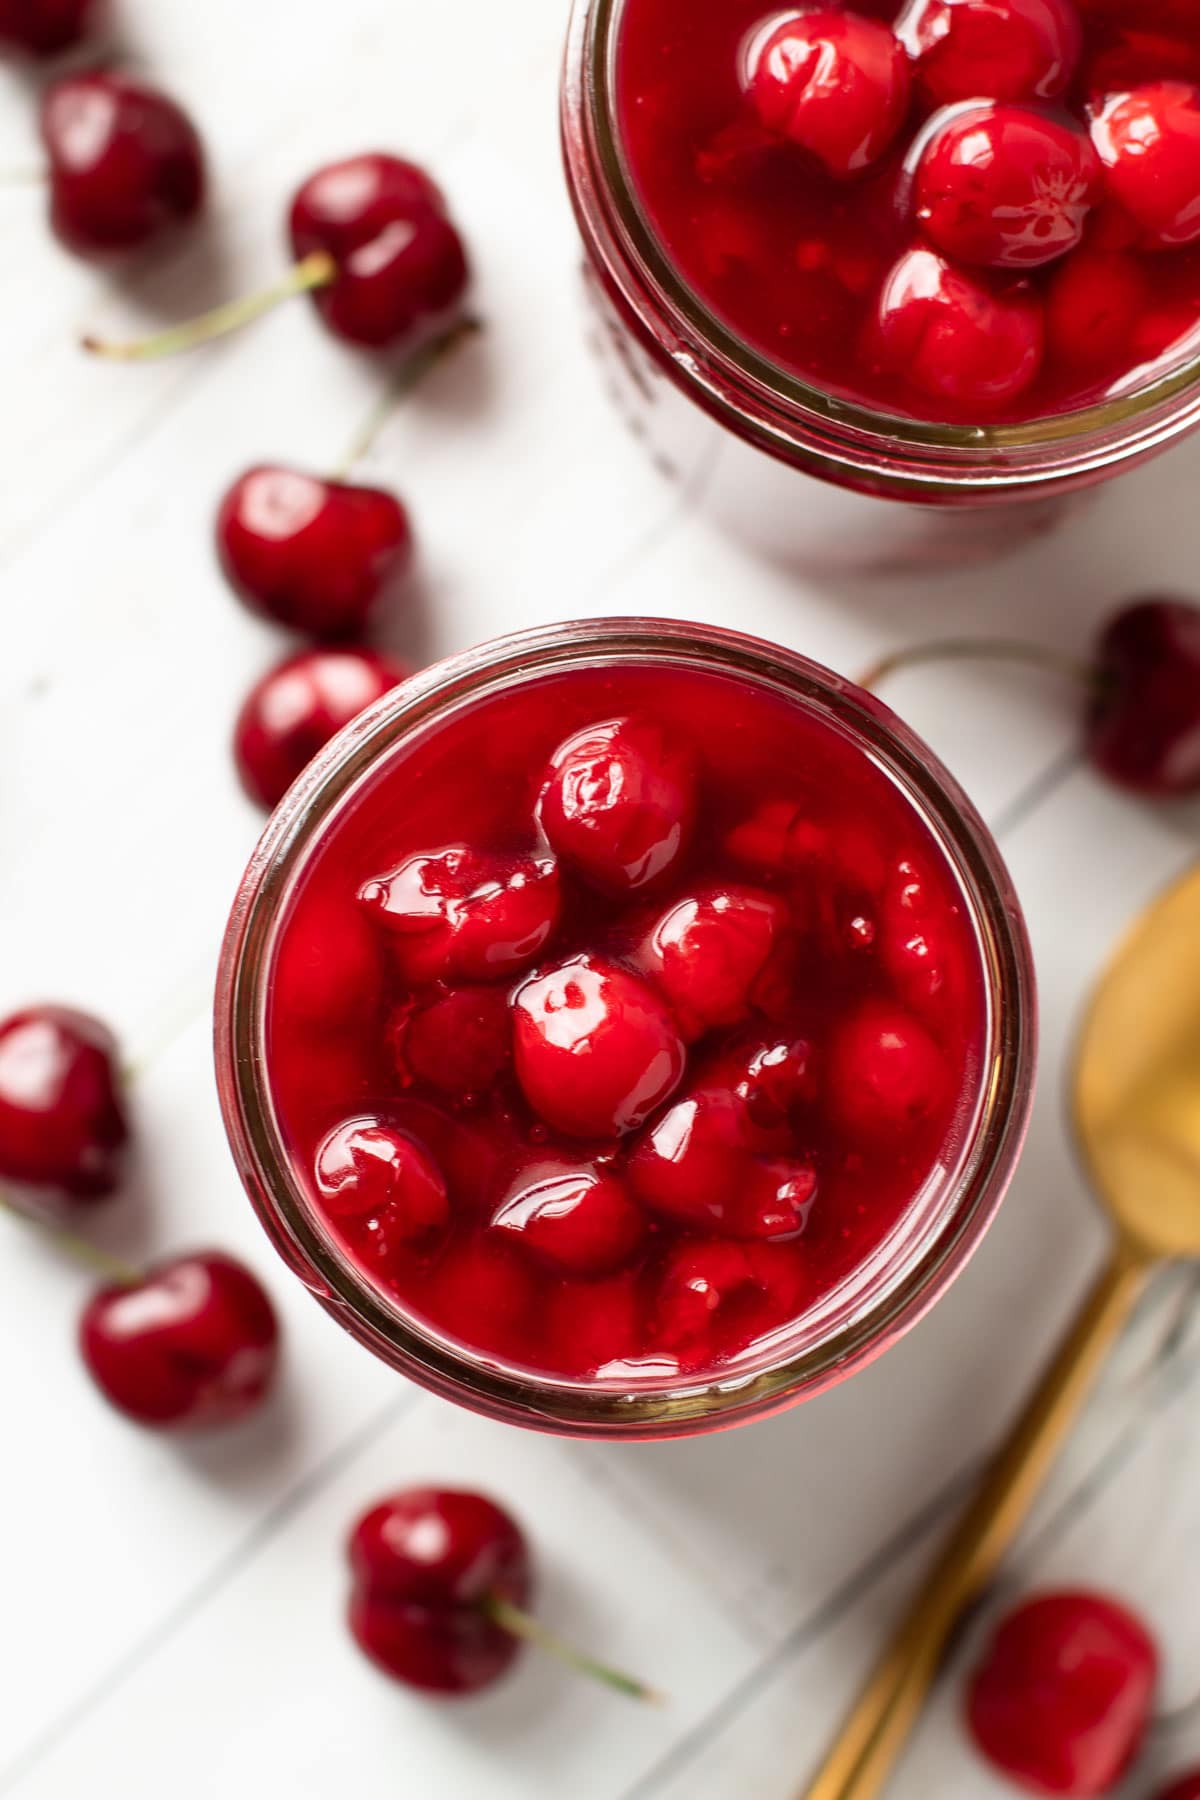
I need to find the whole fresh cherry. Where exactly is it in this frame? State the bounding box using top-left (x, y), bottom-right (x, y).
top-left (512, 955), bottom-right (686, 1140)
top-left (1092, 83), bottom-right (1200, 250)
top-left (0, 1005), bottom-right (127, 1202)
top-left (746, 9), bottom-right (911, 177)
top-left (348, 1488), bottom-right (531, 1695)
top-left (538, 715), bottom-right (698, 896)
top-left (914, 105), bottom-right (1098, 270)
top-left (234, 646), bottom-right (409, 810)
top-left (41, 71), bottom-right (205, 257)
top-left (872, 246), bottom-right (1044, 408)
top-left (966, 1591), bottom-right (1158, 1796)
top-left (347, 1486), bottom-right (656, 1701)
top-left (897, 0), bottom-right (1082, 105)
top-left (86, 150), bottom-right (468, 361)
top-left (289, 153), bottom-right (469, 350)
top-left (0, 0), bottom-right (96, 53)
top-left (216, 467), bottom-right (413, 641)
top-left (80, 1250), bottom-right (280, 1429)
top-left (1087, 599), bottom-right (1200, 796)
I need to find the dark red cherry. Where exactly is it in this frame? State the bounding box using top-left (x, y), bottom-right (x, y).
top-left (41, 71), bottom-right (205, 257)
top-left (733, 1038), bottom-right (817, 1134)
top-left (828, 1003), bottom-right (947, 1135)
top-left (348, 1488), bottom-right (530, 1695)
top-left (271, 889), bottom-right (384, 1032)
top-left (1157, 1776), bottom-right (1200, 1800)
top-left (423, 1234), bottom-right (538, 1359)
top-left (1045, 248), bottom-right (1147, 367)
top-left (388, 986), bottom-right (512, 1100)
top-left (314, 1117), bottom-right (448, 1247)
top-left (359, 847), bottom-right (561, 986)
top-left (1087, 599), bottom-right (1200, 795)
top-left (512, 956), bottom-right (686, 1140)
top-left (79, 1251), bottom-right (280, 1429)
top-left (0, 1006), bottom-right (127, 1202)
top-left (879, 858), bottom-right (964, 1010)
top-left (638, 886), bottom-right (789, 1041)
top-left (966, 1591), bottom-right (1158, 1796)
top-left (538, 715), bottom-right (698, 896)
top-left (897, 0), bottom-right (1082, 105)
top-left (0, 0), bottom-right (97, 54)
top-left (914, 105), bottom-right (1098, 270)
top-left (746, 9), bottom-right (911, 177)
top-left (653, 1240), bottom-right (762, 1350)
top-left (872, 246), bottom-right (1044, 407)
top-left (627, 1084), bottom-right (747, 1224)
top-left (1092, 83), bottom-right (1200, 250)
top-left (491, 1159), bottom-right (646, 1277)
top-left (234, 647), bottom-right (408, 810)
top-left (289, 153), bottom-right (469, 350)
top-left (546, 1268), bottom-right (644, 1373)
top-left (628, 1082), bottom-right (817, 1241)
top-left (216, 466), bottom-right (413, 641)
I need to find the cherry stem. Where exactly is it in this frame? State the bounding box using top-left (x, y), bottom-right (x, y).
top-left (331, 315), bottom-right (483, 480)
top-left (0, 1191), bottom-right (140, 1287)
top-left (856, 639), bottom-right (1097, 695)
top-left (81, 249), bottom-right (338, 362)
top-left (481, 1593), bottom-right (664, 1705)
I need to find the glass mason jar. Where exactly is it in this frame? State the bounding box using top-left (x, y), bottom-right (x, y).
top-left (215, 619), bottom-right (1037, 1440)
top-left (561, 0), bottom-right (1200, 571)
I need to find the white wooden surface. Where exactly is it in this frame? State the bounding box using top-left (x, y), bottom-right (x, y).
top-left (2, 4), bottom-right (1199, 1797)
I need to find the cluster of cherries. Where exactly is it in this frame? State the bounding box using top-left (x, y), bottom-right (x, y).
top-left (0, 1011), bottom-right (653, 1698)
top-left (6, 0), bottom-right (1200, 1752)
top-left (0, 1003), bottom-right (280, 1427)
top-left (3, 0), bottom-right (478, 810)
top-left (0, 0), bottom-right (658, 1711)
top-left (966, 1587), bottom-right (1198, 1798)
top-left (619, 0), bottom-right (1200, 417)
top-left (271, 674), bottom-right (977, 1380)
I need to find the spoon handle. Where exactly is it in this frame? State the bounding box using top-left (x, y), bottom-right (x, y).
top-left (801, 1245), bottom-right (1150, 1800)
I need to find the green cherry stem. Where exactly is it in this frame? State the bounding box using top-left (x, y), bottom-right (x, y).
top-left (857, 638), bottom-right (1097, 696)
top-left (481, 1593), bottom-right (665, 1705)
top-left (0, 1191), bottom-right (140, 1286)
top-left (330, 315), bottom-right (484, 480)
top-left (82, 249), bottom-right (338, 362)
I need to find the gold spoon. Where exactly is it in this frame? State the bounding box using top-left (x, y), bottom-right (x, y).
top-left (803, 859), bottom-right (1200, 1800)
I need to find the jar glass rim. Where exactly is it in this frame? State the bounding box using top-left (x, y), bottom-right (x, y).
top-left (563, 0), bottom-right (1200, 494)
top-left (215, 618), bottom-right (1037, 1439)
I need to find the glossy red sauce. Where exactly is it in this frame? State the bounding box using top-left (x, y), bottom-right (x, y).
top-left (266, 661), bottom-right (987, 1382)
top-left (615, 0), bottom-right (1200, 422)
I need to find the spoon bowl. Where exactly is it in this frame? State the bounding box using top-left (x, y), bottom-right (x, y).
top-left (1074, 862), bottom-right (1200, 1258)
